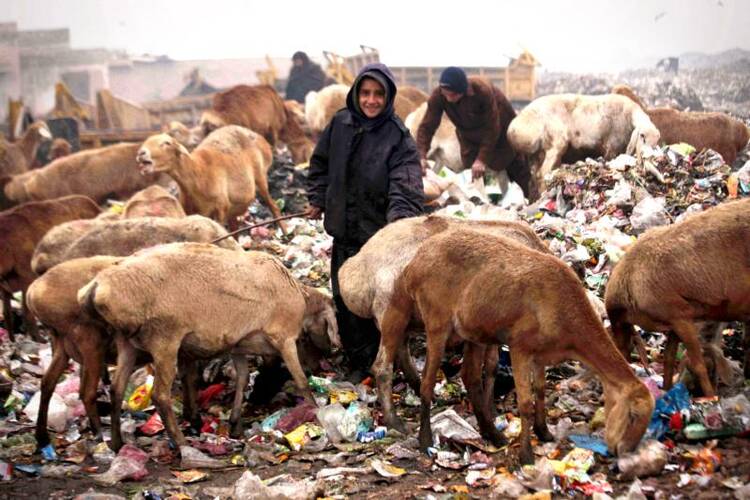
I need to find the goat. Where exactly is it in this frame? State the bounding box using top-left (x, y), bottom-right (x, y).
top-left (378, 229), bottom-right (653, 464)
top-left (78, 242), bottom-right (339, 448)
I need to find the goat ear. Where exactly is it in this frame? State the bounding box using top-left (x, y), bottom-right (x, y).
top-left (626, 128), bottom-right (640, 156)
top-left (176, 143), bottom-right (189, 157)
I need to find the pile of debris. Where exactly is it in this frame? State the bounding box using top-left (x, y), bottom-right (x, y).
top-left (0, 144), bottom-right (749, 498)
top-left (538, 64), bottom-right (750, 118)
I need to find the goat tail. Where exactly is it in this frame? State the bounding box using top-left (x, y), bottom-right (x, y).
top-left (626, 127), bottom-right (640, 156)
top-left (77, 279), bottom-right (102, 322)
top-left (0, 176), bottom-right (13, 210)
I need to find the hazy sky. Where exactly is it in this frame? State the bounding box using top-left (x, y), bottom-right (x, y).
top-left (2, 0), bottom-right (748, 72)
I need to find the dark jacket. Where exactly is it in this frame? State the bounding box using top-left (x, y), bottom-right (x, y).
top-left (306, 63), bottom-right (424, 245)
top-left (285, 52), bottom-right (327, 103)
top-left (417, 76), bottom-right (525, 178)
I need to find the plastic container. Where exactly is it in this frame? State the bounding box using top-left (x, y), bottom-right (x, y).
top-left (127, 374), bottom-right (154, 412)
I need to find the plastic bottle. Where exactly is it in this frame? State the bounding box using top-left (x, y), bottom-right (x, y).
top-left (356, 426), bottom-right (387, 443)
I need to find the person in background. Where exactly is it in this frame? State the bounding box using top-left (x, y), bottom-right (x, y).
top-left (285, 51), bottom-right (327, 103)
top-left (416, 66), bottom-right (532, 198)
top-left (306, 63), bottom-right (424, 381)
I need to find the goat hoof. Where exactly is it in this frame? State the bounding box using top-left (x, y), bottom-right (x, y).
top-left (385, 416), bottom-right (408, 435)
top-left (535, 426), bottom-right (554, 442)
top-left (418, 432), bottom-right (433, 454)
top-left (486, 430), bottom-right (506, 448)
top-left (185, 425), bottom-right (201, 437)
top-left (518, 445), bottom-right (534, 466)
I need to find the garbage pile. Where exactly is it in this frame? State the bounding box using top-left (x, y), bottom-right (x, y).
top-left (538, 65), bottom-right (750, 118)
top-left (0, 144), bottom-right (749, 498)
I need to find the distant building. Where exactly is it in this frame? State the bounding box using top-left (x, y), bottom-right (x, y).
top-left (0, 22), bottom-right (291, 121)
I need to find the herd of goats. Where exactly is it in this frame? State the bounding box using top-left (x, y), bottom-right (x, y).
top-left (0, 79), bottom-right (749, 466)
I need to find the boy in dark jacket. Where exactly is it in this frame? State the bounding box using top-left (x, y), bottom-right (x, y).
top-left (307, 63), bottom-right (424, 380)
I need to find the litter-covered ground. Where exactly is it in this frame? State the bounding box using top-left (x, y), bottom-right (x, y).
top-left (1, 145), bottom-right (750, 499)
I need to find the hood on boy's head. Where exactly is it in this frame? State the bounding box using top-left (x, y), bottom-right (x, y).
top-left (346, 63), bottom-right (398, 121)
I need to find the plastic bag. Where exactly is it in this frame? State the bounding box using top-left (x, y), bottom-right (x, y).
top-left (617, 440), bottom-right (667, 479)
top-left (179, 445), bottom-right (225, 469)
top-left (337, 402), bottom-right (372, 442)
top-left (315, 403), bottom-right (347, 443)
top-left (629, 196), bottom-right (669, 233)
top-left (127, 374), bottom-right (153, 411)
top-left (92, 444), bottom-right (149, 485)
top-left (233, 470), bottom-right (322, 500)
top-left (23, 392), bottom-right (67, 432)
top-left (275, 401), bottom-right (318, 433)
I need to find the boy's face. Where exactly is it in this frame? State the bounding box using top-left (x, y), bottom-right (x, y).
top-left (358, 78), bottom-right (386, 118)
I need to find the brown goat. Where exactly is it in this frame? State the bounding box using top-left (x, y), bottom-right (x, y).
top-left (47, 138), bottom-right (72, 162)
top-left (122, 185), bottom-right (186, 219)
top-left (1, 143), bottom-right (169, 208)
top-left (0, 121), bottom-right (52, 177)
top-left (137, 126), bottom-right (285, 232)
top-left (26, 256), bottom-right (124, 447)
top-left (340, 215), bottom-right (551, 434)
top-left (27, 255), bottom-right (245, 449)
top-left (612, 84), bottom-right (750, 165)
top-left (0, 195), bottom-right (100, 337)
top-left (378, 229), bottom-right (654, 464)
top-left (399, 86), bottom-right (429, 107)
top-left (202, 84), bottom-right (313, 164)
top-left (605, 198), bottom-right (750, 396)
top-left (79, 242), bottom-right (339, 448)
top-left (32, 215), bottom-right (240, 276)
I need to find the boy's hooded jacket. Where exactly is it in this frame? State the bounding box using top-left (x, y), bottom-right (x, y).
top-left (307, 63), bottom-right (424, 245)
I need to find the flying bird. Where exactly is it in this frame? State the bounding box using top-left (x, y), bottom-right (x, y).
top-left (654, 11), bottom-right (667, 22)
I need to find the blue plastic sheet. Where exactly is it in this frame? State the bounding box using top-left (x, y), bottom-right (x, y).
top-left (645, 383), bottom-right (691, 440)
top-left (568, 434), bottom-right (609, 456)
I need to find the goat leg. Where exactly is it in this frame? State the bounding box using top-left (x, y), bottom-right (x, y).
top-left (372, 338), bottom-right (407, 434)
top-left (482, 346), bottom-right (499, 420)
top-left (673, 320), bottom-right (715, 397)
top-left (2, 289), bottom-right (15, 341)
top-left (229, 354), bottom-right (249, 438)
top-left (150, 343), bottom-right (185, 447)
top-left (462, 342), bottom-right (504, 447)
top-left (179, 358), bottom-right (202, 434)
top-left (532, 363), bottom-right (554, 442)
top-left (633, 333), bottom-right (651, 373)
top-left (278, 338), bottom-right (315, 403)
top-left (418, 322), bottom-right (450, 453)
top-left (662, 332), bottom-right (679, 391)
top-left (395, 342), bottom-right (420, 394)
top-left (78, 326), bottom-right (107, 442)
top-left (35, 336), bottom-right (70, 449)
top-left (510, 348), bottom-right (535, 465)
top-left (110, 334), bottom-right (138, 451)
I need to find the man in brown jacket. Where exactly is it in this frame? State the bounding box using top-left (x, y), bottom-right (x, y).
top-left (416, 67), bottom-right (532, 198)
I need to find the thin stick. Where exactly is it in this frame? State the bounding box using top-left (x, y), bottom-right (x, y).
top-left (211, 211), bottom-right (309, 244)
